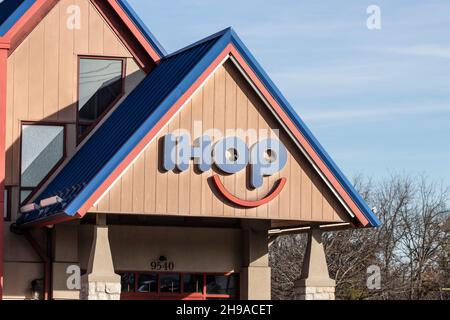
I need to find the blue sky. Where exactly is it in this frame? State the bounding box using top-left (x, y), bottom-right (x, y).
top-left (128, 0), bottom-right (450, 185)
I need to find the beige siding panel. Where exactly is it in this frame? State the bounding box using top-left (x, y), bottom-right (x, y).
top-left (132, 155), bottom-right (145, 213)
top-left (90, 62), bottom-right (350, 224)
top-left (103, 20), bottom-right (119, 55)
top-left (211, 67), bottom-right (226, 216)
top-left (322, 187), bottom-right (335, 222)
top-left (143, 145), bottom-right (157, 214)
top-left (43, 4), bottom-right (60, 121)
top-left (178, 103), bottom-right (192, 216)
top-left (97, 188), bottom-right (110, 212)
top-left (301, 164), bottom-right (313, 220)
top-left (256, 104), bottom-right (270, 219)
top-left (245, 90), bottom-right (259, 218)
top-left (13, 42), bottom-right (29, 186)
top-left (223, 70), bottom-right (237, 217)
top-left (278, 155), bottom-right (291, 219)
top-left (154, 126), bottom-right (169, 214)
top-left (117, 40), bottom-right (131, 58)
top-left (58, 0), bottom-right (75, 122)
top-left (74, 0), bottom-right (89, 53)
top-left (120, 165), bottom-right (133, 213)
top-left (290, 154), bottom-right (302, 220)
top-left (200, 80), bottom-right (214, 216)
top-left (5, 57), bottom-right (14, 184)
top-left (166, 115), bottom-right (179, 215)
top-left (234, 76), bottom-right (248, 217)
top-left (189, 91), bottom-right (203, 215)
top-left (28, 23), bottom-right (45, 121)
top-left (107, 178), bottom-right (121, 213)
top-left (88, 3), bottom-right (104, 55)
top-left (311, 175), bottom-right (324, 221)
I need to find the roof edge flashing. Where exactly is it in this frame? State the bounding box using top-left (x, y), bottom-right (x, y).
top-left (0, 0), bottom-right (35, 37)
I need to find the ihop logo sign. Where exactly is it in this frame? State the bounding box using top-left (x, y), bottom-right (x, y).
top-left (163, 132), bottom-right (288, 207)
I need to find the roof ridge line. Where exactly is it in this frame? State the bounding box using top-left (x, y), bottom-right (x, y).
top-left (163, 27), bottom-right (232, 60)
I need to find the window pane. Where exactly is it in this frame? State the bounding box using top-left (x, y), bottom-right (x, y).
top-left (78, 125), bottom-right (92, 137)
top-left (20, 190), bottom-right (32, 204)
top-left (137, 273), bottom-right (157, 293)
top-left (120, 273), bottom-right (135, 293)
top-left (160, 274), bottom-right (181, 293)
top-left (78, 58), bottom-right (123, 124)
top-left (183, 274), bottom-right (203, 294)
top-left (206, 274), bottom-right (237, 297)
top-left (3, 189), bottom-right (8, 220)
top-left (21, 125), bottom-right (64, 188)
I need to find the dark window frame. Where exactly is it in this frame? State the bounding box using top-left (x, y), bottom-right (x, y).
top-left (118, 271), bottom-right (239, 300)
top-left (19, 122), bottom-right (67, 206)
top-left (3, 186), bottom-right (12, 222)
top-left (76, 55), bottom-right (127, 144)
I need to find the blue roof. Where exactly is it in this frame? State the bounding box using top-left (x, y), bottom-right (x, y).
top-left (0, 0), bottom-right (35, 36)
top-left (16, 28), bottom-right (380, 228)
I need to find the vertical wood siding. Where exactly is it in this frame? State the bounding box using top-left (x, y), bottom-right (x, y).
top-left (91, 62), bottom-right (349, 223)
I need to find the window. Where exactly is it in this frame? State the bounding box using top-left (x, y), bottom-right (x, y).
top-left (120, 272), bottom-right (135, 293)
top-left (183, 274), bottom-right (204, 294)
top-left (159, 274), bottom-right (181, 293)
top-left (3, 187), bottom-right (11, 221)
top-left (137, 273), bottom-right (157, 293)
top-left (206, 274), bottom-right (238, 298)
top-left (78, 57), bottom-right (125, 140)
top-left (20, 124), bottom-right (65, 204)
top-left (119, 272), bottom-right (238, 300)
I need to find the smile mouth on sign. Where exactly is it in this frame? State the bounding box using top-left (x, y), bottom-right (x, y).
top-left (211, 175), bottom-right (287, 208)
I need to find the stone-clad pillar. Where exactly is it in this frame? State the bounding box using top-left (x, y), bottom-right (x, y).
top-left (294, 228), bottom-right (336, 300)
top-left (240, 220), bottom-right (271, 300)
top-left (80, 215), bottom-right (121, 300)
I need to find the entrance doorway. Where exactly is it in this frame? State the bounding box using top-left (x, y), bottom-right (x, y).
top-left (118, 272), bottom-right (239, 300)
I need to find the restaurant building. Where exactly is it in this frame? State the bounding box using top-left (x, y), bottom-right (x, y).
top-left (0, 0), bottom-right (380, 300)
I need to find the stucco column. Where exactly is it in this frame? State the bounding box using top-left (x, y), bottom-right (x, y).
top-left (294, 228), bottom-right (336, 300)
top-left (240, 220), bottom-right (271, 300)
top-left (80, 215), bottom-right (121, 300)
